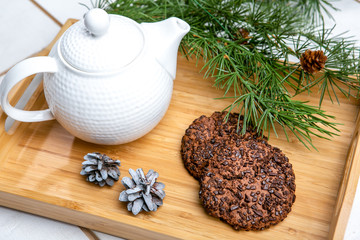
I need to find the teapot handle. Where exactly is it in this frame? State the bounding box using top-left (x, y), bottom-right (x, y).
top-left (0, 56), bottom-right (58, 122)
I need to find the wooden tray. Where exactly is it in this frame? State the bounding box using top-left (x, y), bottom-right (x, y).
top-left (0, 19), bottom-right (359, 240)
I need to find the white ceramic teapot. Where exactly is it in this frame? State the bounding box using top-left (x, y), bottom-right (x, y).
top-left (0, 8), bottom-right (190, 145)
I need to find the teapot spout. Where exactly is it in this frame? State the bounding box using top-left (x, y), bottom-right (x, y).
top-left (141, 17), bottom-right (190, 79)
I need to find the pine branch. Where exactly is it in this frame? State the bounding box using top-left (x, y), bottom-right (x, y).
top-left (97, 0), bottom-right (360, 149)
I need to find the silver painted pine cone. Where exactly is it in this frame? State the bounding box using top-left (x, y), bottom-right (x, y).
top-left (119, 168), bottom-right (165, 215)
top-left (80, 152), bottom-right (121, 187)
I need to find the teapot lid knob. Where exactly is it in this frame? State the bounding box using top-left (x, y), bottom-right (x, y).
top-left (84, 8), bottom-right (110, 36)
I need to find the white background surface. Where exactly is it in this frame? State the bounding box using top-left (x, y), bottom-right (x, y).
top-left (0, 0), bottom-right (359, 239)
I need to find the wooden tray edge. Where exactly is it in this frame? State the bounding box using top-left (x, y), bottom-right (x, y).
top-left (329, 111), bottom-right (360, 239)
top-left (0, 191), bottom-right (178, 240)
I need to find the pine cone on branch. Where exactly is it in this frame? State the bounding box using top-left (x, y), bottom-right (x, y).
top-left (300, 49), bottom-right (327, 74)
top-left (80, 153), bottom-right (121, 187)
top-left (119, 168), bottom-right (165, 215)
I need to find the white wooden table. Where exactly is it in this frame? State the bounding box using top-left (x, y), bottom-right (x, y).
top-left (0, 0), bottom-right (359, 239)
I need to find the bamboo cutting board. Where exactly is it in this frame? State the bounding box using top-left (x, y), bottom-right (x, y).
top-left (0, 19), bottom-right (359, 240)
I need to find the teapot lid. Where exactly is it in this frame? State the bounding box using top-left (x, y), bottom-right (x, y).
top-left (60, 9), bottom-right (144, 73)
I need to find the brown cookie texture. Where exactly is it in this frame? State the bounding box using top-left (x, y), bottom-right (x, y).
top-left (206, 140), bottom-right (273, 180)
top-left (199, 141), bottom-right (296, 230)
top-left (181, 114), bottom-right (217, 179)
top-left (180, 112), bottom-right (296, 230)
top-left (181, 112), bottom-right (261, 180)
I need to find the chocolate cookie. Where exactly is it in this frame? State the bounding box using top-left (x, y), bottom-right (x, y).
top-left (199, 141), bottom-right (296, 230)
top-left (181, 112), bottom-right (261, 180)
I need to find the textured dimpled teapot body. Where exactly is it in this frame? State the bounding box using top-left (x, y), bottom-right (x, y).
top-left (44, 41), bottom-right (173, 145)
